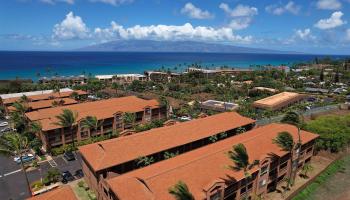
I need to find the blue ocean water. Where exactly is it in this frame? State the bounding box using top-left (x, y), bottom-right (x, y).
top-left (0, 51), bottom-right (348, 80)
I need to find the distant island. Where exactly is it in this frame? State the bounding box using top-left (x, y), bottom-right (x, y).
top-left (77, 40), bottom-right (300, 54)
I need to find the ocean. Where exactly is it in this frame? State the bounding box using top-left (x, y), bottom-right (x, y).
top-left (0, 51), bottom-right (348, 80)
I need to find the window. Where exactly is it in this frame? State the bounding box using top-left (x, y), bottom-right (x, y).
top-left (279, 162), bottom-right (288, 171)
top-left (210, 191), bottom-right (221, 200)
top-left (306, 147), bottom-right (313, 154)
top-left (260, 165), bottom-right (268, 176)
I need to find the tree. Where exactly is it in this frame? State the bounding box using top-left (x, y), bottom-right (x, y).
top-left (168, 181), bottom-right (194, 200)
top-left (0, 133), bottom-right (32, 196)
top-left (20, 95), bottom-right (30, 103)
top-left (158, 95), bottom-right (170, 118)
top-left (111, 82), bottom-right (122, 95)
top-left (123, 112), bottom-right (136, 128)
top-left (280, 111), bottom-right (302, 184)
top-left (319, 69), bottom-right (324, 82)
top-left (69, 91), bottom-right (79, 100)
top-left (281, 111), bottom-right (301, 126)
top-left (54, 109), bottom-right (78, 151)
top-left (334, 69), bottom-right (340, 83)
top-left (227, 143), bottom-right (259, 199)
top-left (273, 131), bottom-right (295, 189)
top-left (12, 101), bottom-right (28, 114)
top-left (81, 116), bottom-right (103, 134)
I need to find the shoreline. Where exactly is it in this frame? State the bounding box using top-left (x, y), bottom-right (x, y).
top-left (0, 51), bottom-right (348, 81)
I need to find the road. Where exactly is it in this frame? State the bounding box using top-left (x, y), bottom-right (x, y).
top-left (256, 104), bottom-right (339, 125)
top-left (0, 153), bottom-right (82, 200)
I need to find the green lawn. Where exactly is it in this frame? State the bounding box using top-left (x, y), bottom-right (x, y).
top-left (292, 154), bottom-right (350, 200)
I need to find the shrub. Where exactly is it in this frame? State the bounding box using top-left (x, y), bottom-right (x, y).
top-left (78, 180), bottom-right (85, 188)
top-left (304, 114), bottom-right (350, 152)
top-left (42, 177), bottom-right (50, 186)
top-left (45, 168), bottom-right (61, 183)
top-left (31, 180), bottom-right (44, 190)
top-left (87, 190), bottom-right (97, 200)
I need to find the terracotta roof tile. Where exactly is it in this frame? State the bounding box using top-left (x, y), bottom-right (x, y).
top-left (106, 123), bottom-right (318, 200)
top-left (25, 96), bottom-right (159, 131)
top-left (7, 98), bottom-right (77, 111)
top-left (253, 92), bottom-right (305, 108)
top-left (27, 186), bottom-right (77, 200)
top-left (3, 90), bottom-right (86, 105)
top-left (79, 112), bottom-right (255, 172)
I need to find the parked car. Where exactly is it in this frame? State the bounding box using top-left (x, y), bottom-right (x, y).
top-left (179, 116), bottom-right (191, 121)
top-left (63, 151), bottom-right (75, 161)
top-left (74, 169), bottom-right (84, 178)
top-left (14, 154), bottom-right (35, 164)
top-left (1, 127), bottom-right (15, 133)
top-left (61, 171), bottom-right (75, 184)
top-left (0, 122), bottom-right (8, 127)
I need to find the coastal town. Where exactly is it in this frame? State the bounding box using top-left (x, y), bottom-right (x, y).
top-left (0, 57), bottom-right (350, 200)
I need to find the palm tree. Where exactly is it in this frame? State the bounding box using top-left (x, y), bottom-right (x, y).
top-left (280, 111), bottom-right (302, 184)
top-left (227, 143), bottom-right (259, 199)
top-left (54, 109), bottom-right (78, 151)
top-left (123, 112), bottom-right (136, 128)
top-left (168, 180), bottom-right (194, 200)
top-left (81, 116), bottom-right (103, 135)
top-left (273, 131), bottom-right (295, 189)
top-left (20, 95), bottom-right (29, 103)
top-left (12, 101), bottom-right (28, 114)
top-left (158, 95), bottom-right (170, 118)
top-left (0, 132), bottom-right (32, 196)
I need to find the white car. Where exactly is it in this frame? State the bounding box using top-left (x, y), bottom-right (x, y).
top-left (179, 116), bottom-right (192, 121)
top-left (0, 122), bottom-right (8, 127)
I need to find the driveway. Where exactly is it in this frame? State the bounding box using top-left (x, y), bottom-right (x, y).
top-left (0, 152), bottom-right (82, 200)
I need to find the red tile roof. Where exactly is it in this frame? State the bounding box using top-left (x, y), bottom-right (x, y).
top-left (106, 123), bottom-right (318, 200)
top-left (7, 98), bottom-right (77, 112)
top-left (79, 112), bottom-right (255, 172)
top-left (253, 92), bottom-right (305, 109)
top-left (27, 186), bottom-right (77, 200)
top-left (25, 96), bottom-right (159, 131)
top-left (3, 90), bottom-right (86, 105)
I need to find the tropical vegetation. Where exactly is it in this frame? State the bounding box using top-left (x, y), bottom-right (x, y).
top-left (168, 180), bottom-right (195, 200)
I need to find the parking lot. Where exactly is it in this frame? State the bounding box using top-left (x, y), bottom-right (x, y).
top-left (0, 152), bottom-right (82, 200)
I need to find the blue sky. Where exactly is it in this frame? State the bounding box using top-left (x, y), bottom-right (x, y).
top-left (1, 0), bottom-right (350, 54)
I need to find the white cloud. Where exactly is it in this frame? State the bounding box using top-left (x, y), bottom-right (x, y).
top-left (52, 12), bottom-right (89, 40)
top-left (295, 28), bottom-right (316, 41)
top-left (89, 0), bottom-right (133, 6)
top-left (265, 1), bottom-right (301, 15)
top-left (39, 0), bottom-right (74, 4)
top-left (181, 3), bottom-right (213, 19)
top-left (93, 21), bottom-right (253, 43)
top-left (316, 0), bottom-right (342, 10)
top-left (219, 3), bottom-right (257, 30)
top-left (228, 18), bottom-right (252, 30)
top-left (314, 11), bottom-right (346, 29)
top-left (219, 3), bottom-right (258, 17)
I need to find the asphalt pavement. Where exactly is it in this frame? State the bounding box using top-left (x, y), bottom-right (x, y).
top-left (0, 153), bottom-right (82, 200)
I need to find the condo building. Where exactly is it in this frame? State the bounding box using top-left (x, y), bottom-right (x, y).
top-left (0, 89), bottom-right (87, 114)
top-left (86, 123), bottom-right (318, 200)
top-left (25, 96), bottom-right (167, 151)
top-left (253, 92), bottom-right (306, 111)
top-left (78, 112), bottom-right (256, 198)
